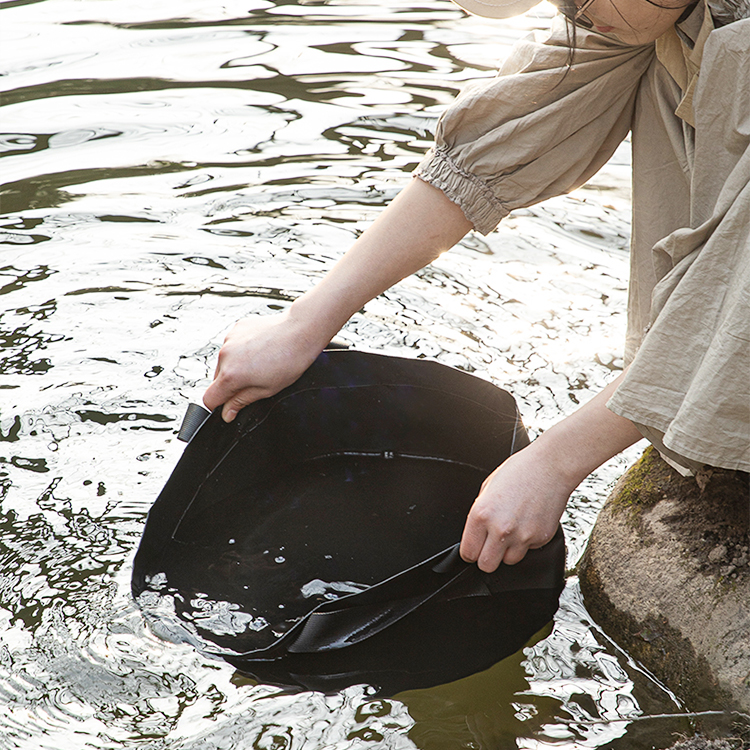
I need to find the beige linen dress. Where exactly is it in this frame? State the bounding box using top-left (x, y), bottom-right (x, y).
top-left (415, 1), bottom-right (750, 474)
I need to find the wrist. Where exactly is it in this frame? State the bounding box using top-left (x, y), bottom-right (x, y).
top-left (528, 427), bottom-right (588, 494)
top-left (530, 386), bottom-right (643, 492)
top-left (286, 292), bottom-right (348, 354)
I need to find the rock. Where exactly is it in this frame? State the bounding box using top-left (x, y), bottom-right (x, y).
top-left (579, 447), bottom-right (750, 713)
top-left (668, 739), bottom-right (739, 750)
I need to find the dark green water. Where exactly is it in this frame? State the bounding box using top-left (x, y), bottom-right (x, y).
top-left (0, 0), bottom-right (734, 746)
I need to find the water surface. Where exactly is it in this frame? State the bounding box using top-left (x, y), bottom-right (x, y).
top-left (0, 0), bottom-right (727, 747)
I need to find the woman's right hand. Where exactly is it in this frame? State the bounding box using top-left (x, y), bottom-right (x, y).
top-left (202, 310), bottom-right (325, 422)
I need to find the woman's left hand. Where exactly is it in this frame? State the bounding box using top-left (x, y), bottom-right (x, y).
top-left (459, 439), bottom-right (574, 571)
top-left (460, 369), bottom-right (645, 572)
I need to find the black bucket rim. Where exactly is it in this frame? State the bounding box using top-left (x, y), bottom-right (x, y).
top-left (132, 349), bottom-right (565, 688)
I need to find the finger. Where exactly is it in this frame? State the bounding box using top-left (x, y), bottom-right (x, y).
top-left (501, 543), bottom-right (530, 566)
top-left (459, 515), bottom-right (487, 564)
top-left (202, 379), bottom-right (226, 413)
top-left (220, 386), bottom-right (266, 423)
top-left (203, 377), bottom-right (253, 417)
top-left (475, 533), bottom-right (510, 574)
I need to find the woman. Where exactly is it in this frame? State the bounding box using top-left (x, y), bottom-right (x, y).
top-left (202, 0), bottom-right (750, 573)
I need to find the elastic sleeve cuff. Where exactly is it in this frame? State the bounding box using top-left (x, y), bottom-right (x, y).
top-left (414, 146), bottom-right (510, 236)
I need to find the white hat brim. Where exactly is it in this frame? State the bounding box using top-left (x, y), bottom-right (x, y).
top-left (451, 0), bottom-right (543, 19)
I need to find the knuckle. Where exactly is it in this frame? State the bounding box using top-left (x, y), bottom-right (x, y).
top-left (228, 396), bottom-right (248, 411)
top-left (471, 505), bottom-right (494, 526)
top-left (230, 389), bottom-right (256, 409)
top-left (516, 528), bottom-right (535, 546)
top-left (217, 366), bottom-right (242, 391)
top-left (492, 520), bottom-right (515, 540)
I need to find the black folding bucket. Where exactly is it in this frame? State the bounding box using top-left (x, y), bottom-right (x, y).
top-left (132, 350), bottom-right (566, 693)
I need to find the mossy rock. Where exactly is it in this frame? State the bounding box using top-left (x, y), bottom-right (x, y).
top-left (608, 446), bottom-right (698, 514)
top-left (579, 449), bottom-right (750, 713)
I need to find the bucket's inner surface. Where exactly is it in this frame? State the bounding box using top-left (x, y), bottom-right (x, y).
top-left (135, 373), bottom-right (521, 651)
top-left (165, 452), bottom-right (486, 648)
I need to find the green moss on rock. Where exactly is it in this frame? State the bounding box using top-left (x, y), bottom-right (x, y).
top-left (609, 447), bottom-right (701, 524)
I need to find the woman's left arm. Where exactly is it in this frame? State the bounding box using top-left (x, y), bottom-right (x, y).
top-left (460, 371), bottom-right (644, 571)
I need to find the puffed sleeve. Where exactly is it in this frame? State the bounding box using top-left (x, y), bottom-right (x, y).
top-left (414, 18), bottom-right (656, 235)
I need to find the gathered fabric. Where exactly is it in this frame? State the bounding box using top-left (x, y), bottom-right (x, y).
top-left (415, 2), bottom-right (750, 473)
top-left (414, 17), bottom-right (655, 237)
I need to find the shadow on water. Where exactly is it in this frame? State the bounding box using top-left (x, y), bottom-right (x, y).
top-left (0, 0), bottom-right (737, 746)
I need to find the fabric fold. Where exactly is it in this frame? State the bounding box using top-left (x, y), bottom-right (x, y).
top-left (608, 19), bottom-right (750, 473)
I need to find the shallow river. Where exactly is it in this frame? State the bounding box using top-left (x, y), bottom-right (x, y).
top-left (0, 0), bottom-right (735, 747)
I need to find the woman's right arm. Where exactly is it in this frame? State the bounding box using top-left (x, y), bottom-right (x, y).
top-left (203, 21), bottom-right (654, 422)
top-left (202, 176), bottom-right (473, 422)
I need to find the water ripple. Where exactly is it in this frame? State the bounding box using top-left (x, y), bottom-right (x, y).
top-left (0, 0), bottom-right (709, 747)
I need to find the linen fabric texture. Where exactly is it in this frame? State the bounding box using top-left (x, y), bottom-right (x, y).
top-left (414, 2), bottom-right (750, 474)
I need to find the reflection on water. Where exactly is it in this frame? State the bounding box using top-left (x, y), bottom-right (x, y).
top-left (0, 0), bottom-right (723, 746)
